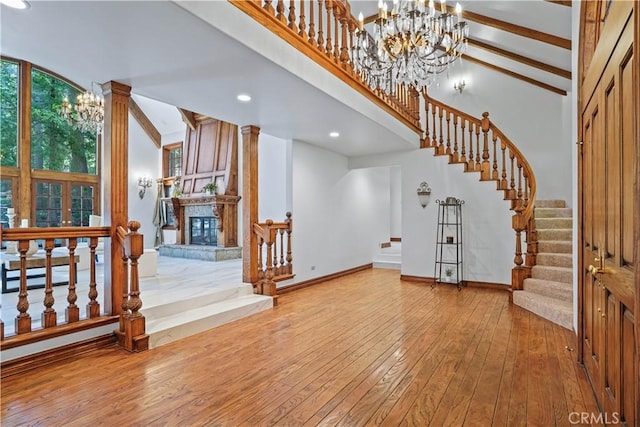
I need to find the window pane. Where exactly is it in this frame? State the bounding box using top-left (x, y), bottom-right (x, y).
top-left (0, 178), bottom-right (14, 227)
top-left (71, 184), bottom-right (94, 226)
top-left (0, 60), bottom-right (19, 167)
top-left (30, 68), bottom-right (97, 174)
top-left (35, 182), bottom-right (63, 227)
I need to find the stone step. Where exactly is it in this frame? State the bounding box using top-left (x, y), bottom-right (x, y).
top-left (532, 265), bottom-right (573, 284)
top-left (537, 229), bottom-right (572, 241)
top-left (142, 283), bottom-right (255, 321)
top-left (146, 294), bottom-right (273, 349)
top-left (535, 207), bottom-right (572, 218)
top-left (538, 240), bottom-right (572, 254)
top-left (537, 253), bottom-right (573, 268)
top-left (513, 290), bottom-right (573, 330)
top-left (536, 200), bottom-right (567, 208)
top-left (523, 277), bottom-right (573, 303)
top-left (536, 218), bottom-right (573, 229)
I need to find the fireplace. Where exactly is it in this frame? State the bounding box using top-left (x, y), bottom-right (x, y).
top-left (189, 216), bottom-right (218, 246)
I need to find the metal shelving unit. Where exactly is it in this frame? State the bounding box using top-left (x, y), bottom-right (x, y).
top-left (434, 198), bottom-right (465, 290)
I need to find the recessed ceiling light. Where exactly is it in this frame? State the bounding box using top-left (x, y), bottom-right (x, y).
top-left (0, 0), bottom-right (30, 9)
top-left (329, 132), bottom-right (340, 138)
top-left (237, 94), bottom-right (251, 102)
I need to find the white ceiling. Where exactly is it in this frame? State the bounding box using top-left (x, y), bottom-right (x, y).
top-left (1, 0), bottom-right (571, 157)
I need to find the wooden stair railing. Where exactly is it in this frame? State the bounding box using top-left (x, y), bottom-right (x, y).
top-left (113, 221), bottom-right (149, 352)
top-left (229, 0), bottom-right (422, 134)
top-left (252, 212), bottom-right (294, 304)
top-left (422, 94), bottom-right (538, 290)
top-left (0, 221), bottom-right (148, 352)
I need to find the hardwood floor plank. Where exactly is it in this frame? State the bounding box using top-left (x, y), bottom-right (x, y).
top-left (525, 313), bottom-right (556, 426)
top-left (0, 269), bottom-right (600, 427)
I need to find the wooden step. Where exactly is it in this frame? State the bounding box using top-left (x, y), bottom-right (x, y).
top-left (523, 277), bottom-right (573, 302)
top-left (537, 253), bottom-right (573, 268)
top-left (536, 200), bottom-right (567, 208)
top-left (531, 265), bottom-right (573, 284)
top-left (535, 207), bottom-right (572, 218)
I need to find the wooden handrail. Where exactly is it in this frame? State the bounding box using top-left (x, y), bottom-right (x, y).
top-left (229, 0), bottom-right (422, 133)
top-left (423, 94), bottom-right (537, 290)
top-left (252, 212), bottom-right (294, 304)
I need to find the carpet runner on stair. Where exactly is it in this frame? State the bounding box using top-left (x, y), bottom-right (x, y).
top-left (513, 200), bottom-right (574, 330)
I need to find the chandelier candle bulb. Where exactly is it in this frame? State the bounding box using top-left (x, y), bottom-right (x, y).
top-left (358, 12), bottom-right (364, 30)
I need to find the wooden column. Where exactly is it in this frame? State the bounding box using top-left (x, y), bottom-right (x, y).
top-left (102, 81), bottom-right (131, 314)
top-left (18, 62), bottom-right (32, 222)
top-left (242, 125), bottom-right (260, 284)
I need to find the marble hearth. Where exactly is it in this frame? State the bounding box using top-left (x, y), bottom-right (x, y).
top-left (159, 244), bottom-right (242, 261)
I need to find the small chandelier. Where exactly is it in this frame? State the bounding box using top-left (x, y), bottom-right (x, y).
top-left (60, 83), bottom-right (104, 133)
top-left (352, 0), bottom-right (469, 94)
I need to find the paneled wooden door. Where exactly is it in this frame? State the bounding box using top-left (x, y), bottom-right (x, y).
top-left (579, 2), bottom-right (637, 425)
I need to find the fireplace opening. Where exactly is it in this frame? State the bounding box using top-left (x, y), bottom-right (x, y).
top-left (190, 216), bottom-right (218, 246)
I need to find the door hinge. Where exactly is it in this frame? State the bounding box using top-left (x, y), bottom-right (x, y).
top-left (576, 140), bottom-right (583, 145)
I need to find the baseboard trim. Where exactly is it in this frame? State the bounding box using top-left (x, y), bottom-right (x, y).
top-left (1, 334), bottom-right (117, 379)
top-left (278, 263), bottom-right (373, 295)
top-left (390, 237), bottom-right (402, 242)
top-left (400, 275), bottom-right (510, 292)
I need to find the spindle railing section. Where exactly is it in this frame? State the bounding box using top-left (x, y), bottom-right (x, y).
top-left (0, 221), bottom-right (147, 352)
top-left (252, 212), bottom-right (294, 304)
top-left (422, 95), bottom-right (538, 290)
top-left (230, 0), bottom-right (421, 133)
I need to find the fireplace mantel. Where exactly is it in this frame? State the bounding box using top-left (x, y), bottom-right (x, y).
top-left (166, 195), bottom-right (241, 247)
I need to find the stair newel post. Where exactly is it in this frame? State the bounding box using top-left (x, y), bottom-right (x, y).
top-left (288, 0), bottom-right (297, 30)
top-left (119, 221), bottom-right (148, 352)
top-left (480, 112), bottom-right (491, 179)
top-left (87, 236), bottom-right (100, 318)
top-left (285, 212), bottom-right (293, 274)
top-left (491, 133), bottom-right (499, 180)
top-left (16, 239), bottom-right (31, 334)
top-left (42, 238), bottom-right (56, 328)
top-left (512, 210), bottom-right (531, 292)
top-left (525, 212), bottom-right (538, 267)
top-left (452, 114), bottom-right (459, 162)
top-left (65, 238), bottom-right (79, 323)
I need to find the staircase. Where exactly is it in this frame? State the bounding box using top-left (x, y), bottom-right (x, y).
top-left (143, 283), bottom-right (273, 348)
top-left (373, 242), bottom-right (402, 270)
top-left (513, 200), bottom-right (573, 330)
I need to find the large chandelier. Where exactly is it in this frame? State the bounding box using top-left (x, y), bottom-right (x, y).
top-left (60, 83), bottom-right (104, 134)
top-left (352, 0), bottom-right (469, 94)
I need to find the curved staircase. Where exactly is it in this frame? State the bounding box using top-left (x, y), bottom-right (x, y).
top-left (513, 200), bottom-right (573, 330)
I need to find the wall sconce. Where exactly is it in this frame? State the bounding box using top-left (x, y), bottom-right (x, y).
top-left (453, 80), bottom-right (466, 93)
top-left (417, 181), bottom-right (432, 208)
top-left (137, 176), bottom-right (153, 199)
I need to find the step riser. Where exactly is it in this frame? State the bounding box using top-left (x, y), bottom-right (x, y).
top-left (537, 229), bottom-right (572, 241)
top-left (538, 241), bottom-right (572, 254)
top-left (535, 208), bottom-right (572, 218)
top-left (147, 298), bottom-right (273, 349)
top-left (523, 278), bottom-right (573, 302)
top-left (532, 266), bottom-right (572, 284)
top-left (537, 253), bottom-right (573, 268)
top-left (513, 291), bottom-right (572, 330)
top-left (536, 200), bottom-right (567, 208)
top-left (143, 284), bottom-right (254, 321)
top-left (536, 218), bottom-right (573, 229)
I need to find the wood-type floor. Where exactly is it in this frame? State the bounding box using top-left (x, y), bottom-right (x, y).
top-left (1, 268), bottom-right (601, 426)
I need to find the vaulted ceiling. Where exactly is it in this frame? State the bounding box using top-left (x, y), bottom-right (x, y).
top-left (1, 1), bottom-right (572, 157)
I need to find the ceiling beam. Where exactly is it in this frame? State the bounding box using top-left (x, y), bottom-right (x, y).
top-left (545, 0), bottom-right (572, 7)
top-left (462, 54), bottom-right (567, 96)
top-left (467, 38), bottom-right (571, 79)
top-left (178, 108), bottom-right (197, 131)
top-left (362, 8), bottom-right (571, 50)
top-left (129, 98), bottom-right (161, 148)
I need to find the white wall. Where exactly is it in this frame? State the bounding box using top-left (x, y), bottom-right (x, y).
top-left (390, 166), bottom-right (402, 238)
top-left (287, 141), bottom-right (390, 283)
top-left (427, 61), bottom-right (572, 206)
top-left (258, 133), bottom-right (289, 221)
top-left (128, 113), bottom-right (161, 247)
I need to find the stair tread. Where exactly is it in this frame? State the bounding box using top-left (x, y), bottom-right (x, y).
top-left (512, 290), bottom-right (573, 330)
top-left (524, 277), bottom-right (572, 287)
top-left (146, 294), bottom-right (272, 331)
top-left (533, 265), bottom-right (572, 272)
